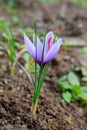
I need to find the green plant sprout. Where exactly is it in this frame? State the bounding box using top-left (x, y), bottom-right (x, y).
top-left (55, 72), bottom-right (87, 103)
top-left (2, 25), bottom-right (16, 75)
top-left (0, 21), bottom-right (35, 78)
top-left (24, 22), bottom-right (62, 115)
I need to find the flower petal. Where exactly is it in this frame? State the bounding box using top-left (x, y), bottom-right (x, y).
top-left (45, 31), bottom-right (54, 54)
top-left (44, 38), bottom-right (62, 63)
top-left (36, 37), bottom-right (43, 63)
top-left (24, 34), bottom-right (35, 59)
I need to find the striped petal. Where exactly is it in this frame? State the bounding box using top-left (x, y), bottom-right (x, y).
top-left (45, 31), bottom-right (54, 54)
top-left (36, 37), bottom-right (43, 63)
top-left (44, 38), bottom-right (62, 63)
top-left (24, 34), bottom-right (35, 59)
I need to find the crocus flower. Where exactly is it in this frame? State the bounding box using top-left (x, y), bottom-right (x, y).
top-left (24, 31), bottom-right (62, 65)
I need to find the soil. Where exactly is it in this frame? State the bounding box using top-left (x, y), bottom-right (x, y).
top-left (0, 0), bottom-right (87, 130)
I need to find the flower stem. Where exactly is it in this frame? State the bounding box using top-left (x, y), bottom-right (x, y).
top-left (31, 100), bottom-right (38, 115)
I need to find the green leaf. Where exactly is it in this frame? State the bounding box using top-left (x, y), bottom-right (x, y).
top-left (62, 92), bottom-right (72, 103)
top-left (59, 75), bottom-right (67, 82)
top-left (79, 94), bottom-right (87, 102)
top-left (72, 85), bottom-right (82, 95)
top-left (82, 77), bottom-right (87, 82)
top-left (81, 47), bottom-right (87, 54)
top-left (81, 87), bottom-right (87, 93)
top-left (68, 72), bottom-right (80, 86)
top-left (60, 81), bottom-right (72, 91)
top-left (72, 66), bottom-right (80, 71)
top-left (81, 67), bottom-right (87, 76)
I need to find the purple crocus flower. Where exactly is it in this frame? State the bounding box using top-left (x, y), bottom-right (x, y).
top-left (24, 31), bottom-right (62, 65)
